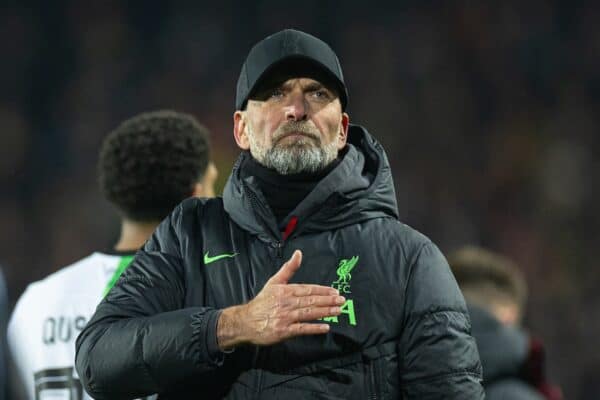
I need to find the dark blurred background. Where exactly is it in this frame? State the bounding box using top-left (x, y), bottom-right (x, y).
top-left (1, 0), bottom-right (598, 397)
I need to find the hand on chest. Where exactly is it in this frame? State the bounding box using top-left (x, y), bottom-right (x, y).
top-left (198, 238), bottom-right (400, 339)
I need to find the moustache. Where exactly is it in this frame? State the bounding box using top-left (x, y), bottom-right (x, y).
top-left (273, 122), bottom-right (321, 144)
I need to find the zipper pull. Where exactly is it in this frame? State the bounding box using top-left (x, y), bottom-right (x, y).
top-left (273, 241), bottom-right (283, 258)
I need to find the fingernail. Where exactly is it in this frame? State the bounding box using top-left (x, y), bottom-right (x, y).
top-left (337, 296), bottom-right (346, 304)
top-left (330, 307), bottom-right (341, 314)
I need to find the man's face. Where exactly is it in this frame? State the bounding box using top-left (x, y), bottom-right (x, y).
top-left (234, 77), bottom-right (349, 175)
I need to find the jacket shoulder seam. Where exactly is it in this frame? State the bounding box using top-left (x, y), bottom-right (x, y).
top-left (113, 276), bottom-right (155, 289)
top-left (406, 308), bottom-right (470, 320)
top-left (402, 369), bottom-right (482, 386)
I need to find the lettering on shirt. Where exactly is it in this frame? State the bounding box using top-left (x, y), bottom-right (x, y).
top-left (42, 316), bottom-right (87, 345)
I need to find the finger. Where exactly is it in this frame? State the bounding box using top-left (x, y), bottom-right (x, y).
top-left (268, 250), bottom-right (302, 285)
top-left (287, 284), bottom-right (339, 297)
top-left (280, 294), bottom-right (345, 309)
top-left (296, 295), bottom-right (346, 308)
top-left (285, 322), bottom-right (330, 338)
top-left (290, 306), bottom-right (342, 322)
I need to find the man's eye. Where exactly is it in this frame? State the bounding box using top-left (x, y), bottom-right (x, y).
top-left (270, 89), bottom-right (284, 99)
top-left (311, 90), bottom-right (330, 99)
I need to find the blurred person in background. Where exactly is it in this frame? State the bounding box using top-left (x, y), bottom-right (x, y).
top-left (448, 246), bottom-right (563, 400)
top-left (7, 110), bottom-right (217, 400)
top-left (76, 29), bottom-right (483, 399)
top-left (0, 269), bottom-right (7, 400)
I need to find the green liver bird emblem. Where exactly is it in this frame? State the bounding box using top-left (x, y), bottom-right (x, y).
top-left (333, 256), bottom-right (359, 293)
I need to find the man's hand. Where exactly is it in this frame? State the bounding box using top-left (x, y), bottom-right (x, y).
top-left (217, 250), bottom-right (344, 349)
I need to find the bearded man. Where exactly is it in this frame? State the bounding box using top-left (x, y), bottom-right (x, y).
top-left (76, 29), bottom-right (484, 399)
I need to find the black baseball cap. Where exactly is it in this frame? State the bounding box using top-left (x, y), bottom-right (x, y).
top-left (235, 29), bottom-right (348, 111)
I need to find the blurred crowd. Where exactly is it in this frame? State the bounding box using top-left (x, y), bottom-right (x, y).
top-left (1, 0), bottom-right (598, 398)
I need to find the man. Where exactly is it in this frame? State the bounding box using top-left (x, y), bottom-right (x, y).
top-left (8, 110), bottom-right (217, 400)
top-left (76, 29), bottom-right (484, 399)
top-left (448, 246), bottom-right (563, 400)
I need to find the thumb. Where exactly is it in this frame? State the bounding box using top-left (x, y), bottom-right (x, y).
top-left (268, 250), bottom-right (302, 285)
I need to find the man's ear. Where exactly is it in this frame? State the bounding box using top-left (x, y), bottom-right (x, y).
top-left (338, 112), bottom-right (350, 149)
top-left (191, 163), bottom-right (217, 198)
top-left (191, 182), bottom-right (204, 198)
top-left (233, 111), bottom-right (250, 150)
top-left (494, 303), bottom-right (521, 326)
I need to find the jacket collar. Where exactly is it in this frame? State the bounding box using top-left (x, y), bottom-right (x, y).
top-left (223, 124), bottom-right (399, 242)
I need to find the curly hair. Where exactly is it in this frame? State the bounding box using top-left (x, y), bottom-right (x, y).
top-left (99, 110), bottom-right (211, 222)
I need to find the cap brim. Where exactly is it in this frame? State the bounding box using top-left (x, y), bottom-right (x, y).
top-left (243, 56), bottom-right (348, 110)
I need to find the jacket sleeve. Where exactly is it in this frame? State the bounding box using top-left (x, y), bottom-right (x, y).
top-left (398, 242), bottom-right (485, 399)
top-left (75, 203), bottom-right (224, 400)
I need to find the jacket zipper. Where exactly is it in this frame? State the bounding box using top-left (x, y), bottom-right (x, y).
top-left (273, 241), bottom-right (284, 259)
top-left (369, 358), bottom-right (381, 400)
top-left (256, 240), bottom-right (284, 396)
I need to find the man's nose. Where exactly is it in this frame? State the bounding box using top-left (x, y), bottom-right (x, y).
top-left (284, 92), bottom-right (308, 121)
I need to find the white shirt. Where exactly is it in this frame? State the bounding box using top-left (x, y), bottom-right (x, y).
top-left (7, 252), bottom-right (149, 400)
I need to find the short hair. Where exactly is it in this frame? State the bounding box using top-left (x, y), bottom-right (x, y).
top-left (98, 110), bottom-right (211, 222)
top-left (447, 246), bottom-right (527, 313)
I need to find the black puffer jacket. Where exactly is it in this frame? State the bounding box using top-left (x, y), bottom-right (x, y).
top-left (469, 304), bottom-right (544, 400)
top-left (76, 125), bottom-right (483, 399)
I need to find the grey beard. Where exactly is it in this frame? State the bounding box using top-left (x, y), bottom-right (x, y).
top-left (247, 125), bottom-right (339, 175)
top-left (260, 140), bottom-right (338, 175)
